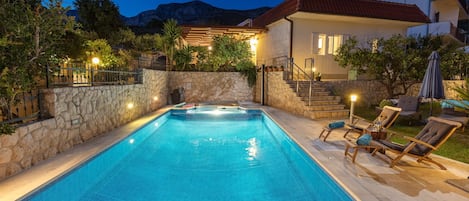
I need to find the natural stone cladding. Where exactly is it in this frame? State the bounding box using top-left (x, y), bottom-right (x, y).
top-left (0, 70), bottom-right (253, 180)
top-left (254, 71), bottom-right (465, 118)
top-left (0, 69), bottom-right (168, 180)
top-left (169, 71), bottom-right (253, 103)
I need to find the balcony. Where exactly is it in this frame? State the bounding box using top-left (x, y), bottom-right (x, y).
top-left (407, 21), bottom-right (468, 44)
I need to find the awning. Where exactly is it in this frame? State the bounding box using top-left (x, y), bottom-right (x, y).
top-left (181, 25), bottom-right (265, 46)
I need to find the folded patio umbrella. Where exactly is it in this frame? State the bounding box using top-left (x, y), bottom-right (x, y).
top-left (418, 51), bottom-right (445, 116)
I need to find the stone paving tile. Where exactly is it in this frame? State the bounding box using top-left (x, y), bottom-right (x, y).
top-left (0, 104), bottom-right (468, 200)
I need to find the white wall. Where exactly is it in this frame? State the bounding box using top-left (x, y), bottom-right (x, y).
top-left (256, 20), bottom-right (291, 66)
top-left (256, 15), bottom-right (414, 79)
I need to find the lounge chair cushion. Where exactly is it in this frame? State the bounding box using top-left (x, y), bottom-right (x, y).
top-left (409, 120), bottom-right (456, 155)
top-left (379, 108), bottom-right (400, 127)
top-left (397, 96), bottom-right (419, 112)
top-left (379, 120), bottom-right (457, 156)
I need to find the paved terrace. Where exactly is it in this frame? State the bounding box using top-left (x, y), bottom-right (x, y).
top-left (0, 104), bottom-right (468, 200)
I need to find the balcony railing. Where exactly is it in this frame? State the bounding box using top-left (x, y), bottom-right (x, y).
top-left (46, 64), bottom-right (143, 87)
top-left (408, 22), bottom-right (468, 44)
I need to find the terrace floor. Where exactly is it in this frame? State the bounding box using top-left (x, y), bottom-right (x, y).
top-left (1, 103), bottom-right (469, 200)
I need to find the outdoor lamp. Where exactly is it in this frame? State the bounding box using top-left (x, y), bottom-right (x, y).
top-left (92, 57), bottom-right (100, 65)
top-left (350, 95), bottom-right (357, 123)
top-left (127, 103), bottom-right (134, 109)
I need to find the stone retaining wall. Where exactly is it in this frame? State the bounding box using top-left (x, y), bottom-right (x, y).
top-left (255, 72), bottom-right (465, 109)
top-left (0, 70), bottom-right (168, 180)
top-left (254, 72), bottom-right (306, 115)
top-left (324, 80), bottom-right (465, 107)
top-left (169, 72), bottom-right (253, 103)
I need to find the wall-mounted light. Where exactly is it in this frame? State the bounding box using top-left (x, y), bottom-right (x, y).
top-left (127, 103), bottom-right (134, 109)
top-left (250, 38), bottom-right (258, 51)
top-left (153, 96), bottom-right (158, 101)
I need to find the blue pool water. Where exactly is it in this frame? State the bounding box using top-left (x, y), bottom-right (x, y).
top-left (25, 107), bottom-right (353, 201)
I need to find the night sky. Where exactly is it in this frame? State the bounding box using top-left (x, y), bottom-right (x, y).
top-left (61, 0), bottom-right (284, 17)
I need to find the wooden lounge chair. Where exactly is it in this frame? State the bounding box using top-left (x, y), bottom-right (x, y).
top-left (374, 117), bottom-right (461, 170)
top-left (342, 106), bottom-right (402, 139)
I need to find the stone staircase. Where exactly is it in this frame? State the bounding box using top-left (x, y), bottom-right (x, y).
top-left (286, 80), bottom-right (349, 119)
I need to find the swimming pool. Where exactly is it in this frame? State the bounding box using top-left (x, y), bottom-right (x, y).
top-left (24, 107), bottom-right (353, 201)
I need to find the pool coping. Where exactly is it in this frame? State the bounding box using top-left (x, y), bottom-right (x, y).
top-left (1, 105), bottom-right (469, 200)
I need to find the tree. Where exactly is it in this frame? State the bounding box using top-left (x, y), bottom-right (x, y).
top-left (74, 0), bottom-right (124, 40)
top-left (134, 34), bottom-right (163, 52)
top-left (0, 0), bottom-right (75, 134)
top-left (209, 35), bottom-right (252, 71)
top-left (162, 19), bottom-right (182, 71)
top-left (334, 34), bottom-right (463, 98)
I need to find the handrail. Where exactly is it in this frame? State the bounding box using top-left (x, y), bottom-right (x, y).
top-left (287, 58), bottom-right (314, 106)
top-left (262, 56), bottom-right (315, 106)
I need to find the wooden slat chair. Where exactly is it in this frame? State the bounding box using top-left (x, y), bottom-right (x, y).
top-left (343, 106), bottom-right (402, 139)
top-left (396, 96), bottom-right (421, 125)
top-left (374, 117), bottom-right (461, 170)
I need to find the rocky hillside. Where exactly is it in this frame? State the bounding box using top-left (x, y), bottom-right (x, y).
top-left (124, 1), bottom-right (270, 26)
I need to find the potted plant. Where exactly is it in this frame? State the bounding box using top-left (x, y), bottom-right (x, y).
top-left (315, 72), bottom-right (322, 81)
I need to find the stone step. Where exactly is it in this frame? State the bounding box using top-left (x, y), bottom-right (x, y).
top-left (307, 109), bottom-right (350, 119)
top-left (300, 95), bottom-right (340, 101)
top-left (297, 91), bottom-right (331, 97)
top-left (291, 88), bottom-right (330, 95)
top-left (304, 99), bottom-right (341, 105)
top-left (306, 104), bottom-right (346, 111)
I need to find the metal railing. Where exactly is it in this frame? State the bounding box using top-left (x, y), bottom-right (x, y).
top-left (1, 90), bottom-right (41, 125)
top-left (46, 65), bottom-right (143, 87)
top-left (289, 58), bottom-right (314, 106)
top-left (260, 56), bottom-right (315, 106)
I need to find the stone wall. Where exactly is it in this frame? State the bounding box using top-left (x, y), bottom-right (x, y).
top-left (254, 73), bottom-right (465, 110)
top-left (169, 72), bottom-right (253, 103)
top-left (0, 69), bottom-right (167, 180)
top-left (323, 80), bottom-right (465, 107)
top-left (254, 72), bottom-right (307, 115)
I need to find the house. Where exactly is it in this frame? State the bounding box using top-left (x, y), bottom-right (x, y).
top-left (388, 0), bottom-right (469, 44)
top-left (180, 0), bottom-right (468, 80)
top-left (251, 0), bottom-right (429, 80)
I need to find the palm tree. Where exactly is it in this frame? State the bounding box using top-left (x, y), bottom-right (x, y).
top-left (162, 19), bottom-right (182, 71)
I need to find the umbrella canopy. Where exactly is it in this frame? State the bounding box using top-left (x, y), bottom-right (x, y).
top-left (418, 51), bottom-right (445, 115)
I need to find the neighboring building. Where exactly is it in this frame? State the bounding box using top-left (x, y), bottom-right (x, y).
top-left (388, 0), bottom-right (469, 44)
top-left (251, 0), bottom-right (429, 80)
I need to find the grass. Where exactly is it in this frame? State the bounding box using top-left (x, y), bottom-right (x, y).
top-left (354, 102), bottom-right (469, 164)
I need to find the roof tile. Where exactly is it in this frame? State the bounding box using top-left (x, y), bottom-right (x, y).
top-left (253, 0), bottom-right (429, 27)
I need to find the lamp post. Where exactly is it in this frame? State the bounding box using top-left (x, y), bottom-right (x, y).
top-left (350, 95), bottom-right (357, 123)
top-left (91, 57), bottom-right (100, 84)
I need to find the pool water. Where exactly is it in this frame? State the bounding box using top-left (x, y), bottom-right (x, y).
top-left (25, 108), bottom-right (352, 201)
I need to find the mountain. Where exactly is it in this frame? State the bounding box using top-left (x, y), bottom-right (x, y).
top-left (123, 1), bottom-right (270, 27)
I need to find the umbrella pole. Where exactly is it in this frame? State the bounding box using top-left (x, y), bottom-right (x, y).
top-left (430, 97), bottom-right (433, 116)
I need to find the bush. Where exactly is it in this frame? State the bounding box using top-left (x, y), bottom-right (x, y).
top-left (379, 99), bottom-right (394, 108)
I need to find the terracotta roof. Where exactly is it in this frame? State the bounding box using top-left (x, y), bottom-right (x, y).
top-left (253, 0), bottom-right (429, 27)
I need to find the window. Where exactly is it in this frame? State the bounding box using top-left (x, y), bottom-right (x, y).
top-left (312, 33), bottom-right (348, 55)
